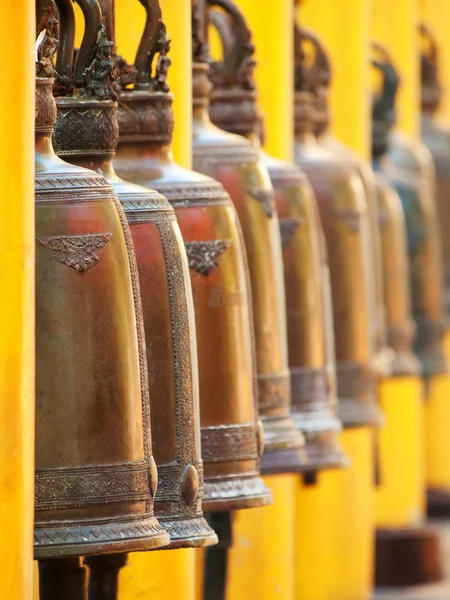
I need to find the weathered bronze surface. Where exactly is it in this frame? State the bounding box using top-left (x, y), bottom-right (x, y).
top-left (191, 0), bottom-right (307, 474)
top-left (420, 25), bottom-right (450, 318)
top-left (293, 27), bottom-right (381, 428)
top-left (372, 46), bottom-right (448, 377)
top-left (56, 0), bottom-right (217, 549)
top-left (113, 0), bottom-right (271, 511)
top-left (208, 1), bottom-right (346, 472)
top-left (34, 1), bottom-right (169, 559)
top-left (309, 29), bottom-right (394, 380)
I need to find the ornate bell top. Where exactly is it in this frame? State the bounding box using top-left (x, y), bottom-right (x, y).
top-left (371, 43), bottom-right (400, 160)
top-left (112, 0), bottom-right (175, 146)
top-left (51, 0), bottom-right (120, 159)
top-left (293, 26), bottom-right (325, 137)
top-left (35, 3), bottom-right (59, 134)
top-left (206, 0), bottom-right (260, 137)
top-left (420, 24), bottom-right (441, 116)
top-left (293, 26), bottom-right (332, 138)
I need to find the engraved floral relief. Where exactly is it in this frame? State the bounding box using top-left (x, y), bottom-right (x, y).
top-left (246, 188), bottom-right (275, 218)
top-left (185, 240), bottom-right (231, 276)
top-left (279, 217), bottom-right (304, 247)
top-left (332, 207), bottom-right (363, 232)
top-left (36, 233), bottom-right (112, 273)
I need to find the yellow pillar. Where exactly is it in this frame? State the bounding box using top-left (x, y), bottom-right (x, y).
top-left (372, 0), bottom-right (420, 138)
top-left (300, 0), bottom-right (372, 159)
top-left (114, 1), bottom-right (195, 598)
top-left (226, 475), bottom-right (296, 600)
top-left (295, 429), bottom-right (374, 600)
top-left (375, 377), bottom-right (425, 525)
top-left (420, 0), bottom-right (450, 122)
top-left (115, 0), bottom-right (192, 168)
top-left (0, 0), bottom-right (35, 598)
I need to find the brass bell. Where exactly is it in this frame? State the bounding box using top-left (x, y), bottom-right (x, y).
top-left (192, 0), bottom-right (307, 475)
top-left (420, 24), bottom-right (450, 319)
top-left (53, 0), bottom-right (217, 550)
top-left (293, 26), bottom-right (382, 428)
top-left (113, 0), bottom-right (272, 512)
top-left (207, 0), bottom-right (346, 472)
top-left (307, 28), bottom-right (395, 381)
top-left (372, 44), bottom-right (448, 378)
top-left (34, 0), bottom-right (169, 560)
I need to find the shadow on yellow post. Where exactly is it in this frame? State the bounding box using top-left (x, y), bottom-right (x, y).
top-left (295, 429), bottom-right (374, 600)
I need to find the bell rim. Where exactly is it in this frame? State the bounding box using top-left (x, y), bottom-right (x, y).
top-left (302, 441), bottom-right (350, 472)
top-left (260, 445), bottom-right (309, 475)
top-left (202, 475), bottom-right (272, 512)
top-left (34, 515), bottom-right (170, 560)
top-left (159, 516), bottom-right (219, 549)
top-left (338, 398), bottom-right (384, 428)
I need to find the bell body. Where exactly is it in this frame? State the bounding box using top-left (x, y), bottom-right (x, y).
top-left (381, 131), bottom-right (450, 513)
top-left (34, 78), bottom-right (168, 559)
top-left (54, 95), bottom-right (217, 548)
top-left (114, 90), bottom-right (271, 513)
top-left (294, 100), bottom-right (380, 429)
top-left (193, 65), bottom-right (306, 475)
top-left (318, 133), bottom-right (394, 379)
top-left (380, 131), bottom-right (447, 378)
top-left (421, 114), bottom-right (450, 318)
top-left (261, 153), bottom-right (346, 471)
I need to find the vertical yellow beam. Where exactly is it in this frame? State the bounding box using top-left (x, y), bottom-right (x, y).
top-left (295, 429), bottom-right (374, 600)
top-left (226, 475), bottom-right (296, 600)
top-left (115, 0), bottom-right (192, 168)
top-left (300, 0), bottom-right (372, 160)
top-left (372, 0), bottom-right (420, 138)
top-left (420, 0), bottom-right (450, 121)
top-left (0, 0), bottom-right (35, 598)
top-left (237, 0), bottom-right (294, 161)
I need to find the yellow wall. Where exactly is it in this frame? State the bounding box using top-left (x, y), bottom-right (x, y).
top-left (0, 0), bottom-right (35, 597)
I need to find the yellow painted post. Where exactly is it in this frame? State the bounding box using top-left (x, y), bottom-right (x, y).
top-left (300, 0), bottom-right (372, 160)
top-left (372, 0), bottom-right (420, 138)
top-left (115, 0), bottom-right (192, 168)
top-left (295, 430), bottom-right (374, 600)
top-left (375, 378), bottom-right (425, 525)
top-left (0, 0), bottom-right (35, 598)
top-left (420, 0), bottom-right (450, 122)
top-left (226, 475), bottom-right (296, 600)
top-left (114, 1), bottom-right (195, 598)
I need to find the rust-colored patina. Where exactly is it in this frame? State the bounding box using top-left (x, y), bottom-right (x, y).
top-left (207, 0), bottom-right (346, 472)
top-left (293, 27), bottom-right (382, 428)
top-left (191, 0), bottom-right (307, 475)
top-left (34, 0), bottom-right (169, 560)
top-left (113, 0), bottom-right (272, 512)
top-left (54, 0), bottom-right (217, 549)
top-left (420, 24), bottom-right (450, 319)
